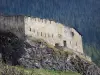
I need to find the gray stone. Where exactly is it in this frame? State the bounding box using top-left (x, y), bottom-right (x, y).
top-left (18, 38), bottom-right (100, 75)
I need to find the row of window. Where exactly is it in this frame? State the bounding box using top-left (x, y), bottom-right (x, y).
top-left (29, 28), bottom-right (54, 38)
top-left (29, 28), bottom-right (77, 46)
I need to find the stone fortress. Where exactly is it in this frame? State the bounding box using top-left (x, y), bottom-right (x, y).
top-left (0, 15), bottom-right (91, 61)
top-left (25, 17), bottom-right (83, 54)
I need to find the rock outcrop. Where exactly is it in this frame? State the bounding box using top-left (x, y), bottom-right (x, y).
top-left (0, 31), bottom-right (25, 65)
top-left (0, 31), bottom-right (100, 75)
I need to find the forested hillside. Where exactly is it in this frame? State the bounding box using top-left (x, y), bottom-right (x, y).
top-left (0, 0), bottom-right (100, 66)
top-left (84, 44), bottom-right (100, 66)
top-left (0, 0), bottom-right (100, 45)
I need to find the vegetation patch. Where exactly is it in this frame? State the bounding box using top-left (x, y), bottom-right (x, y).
top-left (0, 61), bottom-right (80, 75)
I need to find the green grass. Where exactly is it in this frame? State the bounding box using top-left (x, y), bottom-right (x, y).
top-left (13, 66), bottom-right (81, 75)
top-left (0, 61), bottom-right (80, 75)
top-left (26, 69), bottom-right (81, 75)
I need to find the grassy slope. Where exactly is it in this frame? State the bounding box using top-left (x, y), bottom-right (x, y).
top-left (28, 69), bottom-right (80, 75)
top-left (21, 68), bottom-right (80, 75)
top-left (0, 61), bottom-right (80, 75)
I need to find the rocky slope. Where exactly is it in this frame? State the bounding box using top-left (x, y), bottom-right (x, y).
top-left (0, 31), bottom-right (100, 75)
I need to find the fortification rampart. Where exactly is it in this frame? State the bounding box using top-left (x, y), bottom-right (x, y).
top-left (25, 16), bottom-right (60, 25)
top-left (24, 16), bottom-right (83, 54)
top-left (0, 15), bottom-right (83, 53)
top-left (0, 15), bottom-right (25, 39)
top-left (0, 15), bottom-right (85, 57)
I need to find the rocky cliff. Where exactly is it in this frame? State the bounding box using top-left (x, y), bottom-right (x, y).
top-left (0, 31), bottom-right (100, 75)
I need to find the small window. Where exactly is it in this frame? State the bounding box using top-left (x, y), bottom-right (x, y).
top-left (52, 34), bottom-right (53, 38)
top-left (30, 28), bottom-right (31, 31)
top-left (76, 42), bottom-right (77, 46)
top-left (41, 32), bottom-right (42, 36)
top-left (71, 32), bottom-right (74, 37)
top-left (63, 40), bottom-right (67, 47)
top-left (55, 43), bottom-right (59, 47)
top-left (58, 34), bottom-right (62, 38)
top-left (70, 41), bottom-right (72, 44)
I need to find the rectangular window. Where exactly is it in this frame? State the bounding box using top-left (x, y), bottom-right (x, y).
top-left (30, 28), bottom-right (31, 31)
top-left (70, 41), bottom-right (71, 44)
top-left (63, 40), bottom-right (67, 47)
top-left (52, 34), bottom-right (53, 38)
top-left (41, 32), bottom-right (42, 36)
top-left (76, 42), bottom-right (77, 46)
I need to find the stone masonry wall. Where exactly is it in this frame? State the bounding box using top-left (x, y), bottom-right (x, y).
top-left (24, 16), bottom-right (83, 53)
top-left (0, 15), bottom-right (25, 39)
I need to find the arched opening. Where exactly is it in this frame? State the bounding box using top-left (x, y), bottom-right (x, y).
top-left (55, 43), bottom-right (59, 47)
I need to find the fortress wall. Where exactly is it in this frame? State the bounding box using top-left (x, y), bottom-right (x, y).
top-left (0, 15), bottom-right (25, 39)
top-left (24, 17), bottom-right (64, 46)
top-left (24, 17), bottom-right (83, 53)
top-left (63, 26), bottom-right (73, 48)
top-left (62, 27), bottom-right (83, 53)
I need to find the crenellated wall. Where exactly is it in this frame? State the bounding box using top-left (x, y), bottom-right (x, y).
top-left (25, 17), bottom-right (63, 46)
top-left (24, 16), bottom-right (83, 53)
top-left (0, 15), bottom-right (83, 54)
